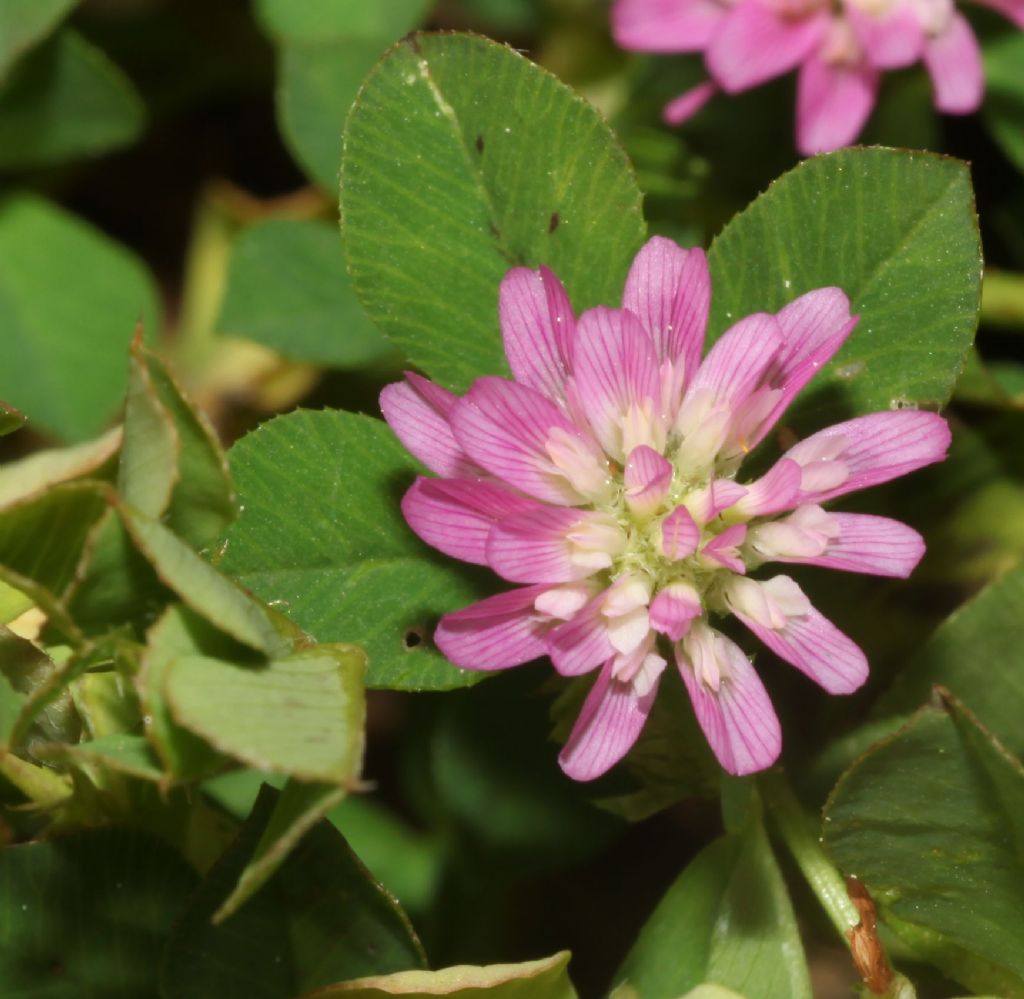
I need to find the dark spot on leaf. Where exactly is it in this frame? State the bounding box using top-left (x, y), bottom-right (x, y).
top-left (475, 134), bottom-right (485, 153)
top-left (408, 34), bottom-right (423, 54)
top-left (403, 627), bottom-right (424, 650)
top-left (548, 211), bottom-right (560, 234)
top-left (49, 960), bottom-right (64, 977)
top-left (488, 221), bottom-right (501, 239)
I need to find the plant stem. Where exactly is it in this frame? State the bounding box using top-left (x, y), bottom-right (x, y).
top-left (759, 768), bottom-right (861, 941)
top-left (981, 269), bottom-right (1024, 329)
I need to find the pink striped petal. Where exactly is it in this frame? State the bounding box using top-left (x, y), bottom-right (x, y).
top-left (731, 577), bottom-right (868, 693)
top-left (785, 410), bottom-right (951, 504)
top-left (664, 80), bottom-right (719, 125)
top-left (380, 374), bottom-right (477, 478)
top-left (797, 50), bottom-right (879, 156)
top-left (678, 629), bottom-right (781, 775)
top-left (625, 444), bottom-right (673, 516)
top-left (573, 307), bottom-right (662, 459)
top-left (924, 14), bottom-right (984, 114)
top-left (661, 505), bottom-right (701, 560)
top-left (971, 0), bottom-right (1024, 27)
top-left (500, 266), bottom-right (575, 401)
top-left (622, 237), bottom-right (711, 377)
top-left (402, 477), bottom-right (539, 564)
top-left (649, 583), bottom-right (702, 640)
top-left (559, 659), bottom-right (660, 780)
top-left (686, 312), bottom-right (784, 412)
top-left (707, 1), bottom-right (830, 93)
top-left (486, 508), bottom-right (621, 584)
top-left (451, 376), bottom-right (603, 505)
top-left (770, 513), bottom-right (925, 578)
top-left (701, 523), bottom-right (747, 573)
top-left (435, 586), bottom-right (552, 670)
top-left (613, 0), bottom-right (729, 51)
top-left (735, 459), bottom-right (803, 517)
top-left (546, 596), bottom-right (615, 676)
top-left (746, 289), bottom-right (859, 447)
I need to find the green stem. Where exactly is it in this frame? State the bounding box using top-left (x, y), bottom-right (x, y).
top-left (981, 269), bottom-right (1024, 330)
top-left (759, 769), bottom-right (861, 943)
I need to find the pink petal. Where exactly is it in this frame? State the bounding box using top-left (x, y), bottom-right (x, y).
top-left (701, 523), bottom-right (747, 573)
top-left (732, 578), bottom-right (869, 693)
top-left (661, 505), bottom-right (701, 560)
top-left (686, 312), bottom-right (784, 411)
top-left (772, 513), bottom-right (925, 578)
top-left (625, 444), bottom-right (673, 516)
top-left (558, 659), bottom-right (660, 781)
top-left (546, 596), bottom-right (615, 676)
top-left (486, 507), bottom-right (619, 584)
top-left (678, 632), bottom-right (781, 775)
top-left (971, 0), bottom-right (1024, 28)
top-left (707, 1), bottom-right (830, 93)
top-left (924, 13), bottom-right (984, 114)
top-left (847, 5), bottom-right (925, 68)
top-left (435, 586), bottom-right (552, 670)
top-left (451, 376), bottom-right (602, 505)
top-left (613, 0), bottom-right (729, 51)
top-left (664, 80), bottom-right (719, 125)
top-left (785, 410), bottom-right (952, 504)
top-left (796, 50), bottom-right (879, 156)
top-left (573, 307), bottom-right (662, 459)
top-left (500, 266), bottom-right (575, 401)
top-left (380, 374), bottom-right (477, 478)
top-left (735, 459), bottom-right (803, 517)
top-left (746, 289), bottom-right (859, 447)
top-left (401, 477), bottom-right (539, 564)
top-left (650, 583), bottom-right (702, 641)
top-left (622, 237), bottom-right (711, 378)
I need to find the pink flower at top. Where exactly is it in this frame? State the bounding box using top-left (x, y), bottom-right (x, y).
top-left (380, 237), bottom-right (950, 781)
top-left (612, 0), bottom-right (1024, 155)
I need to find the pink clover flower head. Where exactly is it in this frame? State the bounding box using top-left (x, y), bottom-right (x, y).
top-left (380, 237), bottom-right (951, 781)
top-left (612, 0), bottom-right (1023, 154)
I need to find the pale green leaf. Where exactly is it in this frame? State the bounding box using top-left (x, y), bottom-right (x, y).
top-left (120, 507), bottom-right (290, 658)
top-left (306, 951), bottom-right (577, 999)
top-left (163, 644), bottom-right (365, 783)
